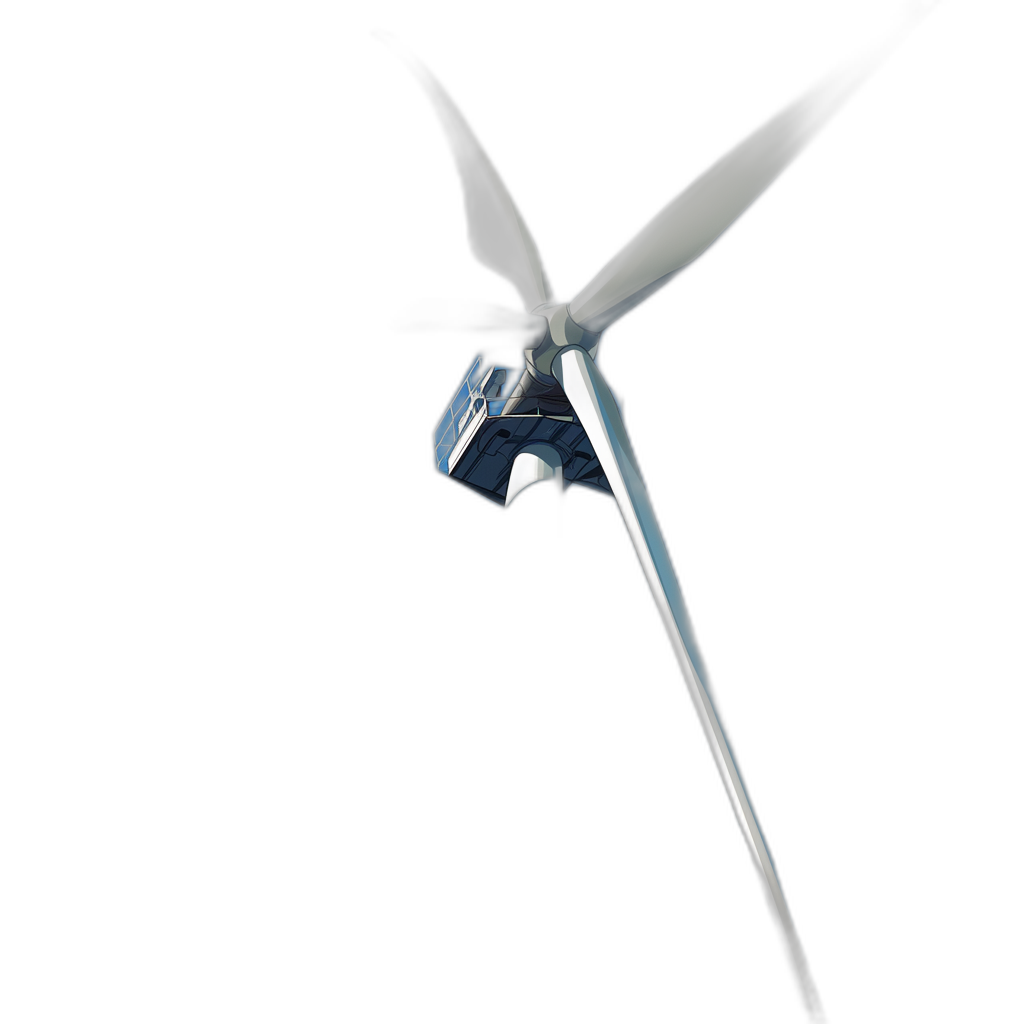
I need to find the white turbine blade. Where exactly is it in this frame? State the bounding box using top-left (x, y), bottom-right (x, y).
top-left (385, 37), bottom-right (551, 313)
top-left (395, 298), bottom-right (546, 335)
top-left (504, 448), bottom-right (561, 507)
top-left (568, 5), bottom-right (934, 335)
top-left (554, 345), bottom-right (824, 1020)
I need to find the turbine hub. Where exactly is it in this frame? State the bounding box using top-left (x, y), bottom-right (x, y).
top-left (525, 303), bottom-right (602, 381)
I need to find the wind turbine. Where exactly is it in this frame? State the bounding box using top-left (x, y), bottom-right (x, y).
top-left (392, 12), bottom-right (929, 1018)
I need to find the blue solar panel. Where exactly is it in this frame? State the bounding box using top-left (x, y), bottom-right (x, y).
top-left (432, 405), bottom-right (452, 446)
top-left (432, 357), bottom-right (521, 475)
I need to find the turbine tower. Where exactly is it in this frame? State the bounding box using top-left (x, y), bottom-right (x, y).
top-left (394, 12), bottom-right (930, 1015)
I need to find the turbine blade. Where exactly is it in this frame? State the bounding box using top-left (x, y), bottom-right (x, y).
top-left (554, 345), bottom-right (824, 1020)
top-left (385, 301), bottom-right (548, 337)
top-left (387, 39), bottom-right (551, 312)
top-left (505, 449), bottom-right (560, 506)
top-left (568, 7), bottom-right (932, 334)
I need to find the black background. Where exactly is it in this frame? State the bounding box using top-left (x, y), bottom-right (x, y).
top-left (241, 6), bottom-right (974, 1015)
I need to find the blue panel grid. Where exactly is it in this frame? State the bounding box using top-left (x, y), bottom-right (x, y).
top-left (436, 356), bottom-right (524, 475)
top-left (432, 405), bottom-right (452, 446)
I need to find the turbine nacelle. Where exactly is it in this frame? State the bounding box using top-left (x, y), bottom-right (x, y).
top-left (433, 349), bottom-right (612, 506)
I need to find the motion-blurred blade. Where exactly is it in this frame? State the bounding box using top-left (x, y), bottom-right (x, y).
top-left (554, 344), bottom-right (823, 1020)
top-left (387, 38), bottom-right (551, 313)
top-left (396, 298), bottom-right (547, 336)
top-left (569, 8), bottom-right (932, 334)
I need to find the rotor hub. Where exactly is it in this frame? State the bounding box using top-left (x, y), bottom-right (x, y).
top-left (524, 303), bottom-right (603, 381)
